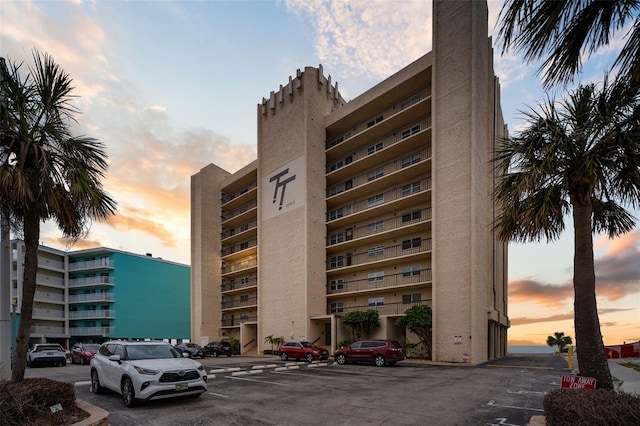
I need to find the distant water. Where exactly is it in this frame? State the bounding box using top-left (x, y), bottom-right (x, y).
top-left (508, 346), bottom-right (556, 354)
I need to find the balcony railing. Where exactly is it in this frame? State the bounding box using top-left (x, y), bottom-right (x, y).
top-left (68, 276), bottom-right (114, 287)
top-left (68, 293), bottom-right (114, 303)
top-left (222, 258), bottom-right (257, 274)
top-left (31, 325), bottom-right (66, 334)
top-left (221, 182), bottom-right (257, 203)
top-left (222, 238), bottom-right (258, 256)
top-left (327, 269), bottom-right (432, 294)
top-left (34, 291), bottom-right (65, 303)
top-left (37, 256), bottom-right (65, 270)
top-left (334, 300), bottom-right (431, 317)
top-left (70, 327), bottom-right (113, 336)
top-left (222, 277), bottom-right (257, 292)
top-left (32, 308), bottom-right (65, 319)
top-left (221, 200), bottom-right (257, 221)
top-left (222, 296), bottom-right (258, 309)
top-left (327, 177), bottom-right (431, 222)
top-left (69, 310), bottom-right (115, 319)
top-left (36, 274), bottom-right (65, 287)
top-left (222, 220), bottom-right (258, 239)
top-left (221, 316), bottom-right (257, 327)
top-left (327, 238), bottom-right (431, 270)
top-left (327, 208), bottom-right (431, 246)
top-left (68, 258), bottom-right (114, 271)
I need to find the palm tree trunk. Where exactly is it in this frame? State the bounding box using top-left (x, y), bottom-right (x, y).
top-left (11, 208), bottom-right (40, 382)
top-left (572, 201), bottom-right (613, 390)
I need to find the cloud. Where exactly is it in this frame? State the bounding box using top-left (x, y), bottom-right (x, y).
top-left (511, 308), bottom-right (635, 326)
top-left (509, 279), bottom-right (573, 307)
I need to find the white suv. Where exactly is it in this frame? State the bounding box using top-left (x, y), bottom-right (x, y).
top-left (27, 343), bottom-right (67, 367)
top-left (90, 341), bottom-right (208, 407)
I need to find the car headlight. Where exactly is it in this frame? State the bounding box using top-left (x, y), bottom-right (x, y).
top-left (133, 365), bottom-right (160, 375)
top-left (197, 365), bottom-right (204, 371)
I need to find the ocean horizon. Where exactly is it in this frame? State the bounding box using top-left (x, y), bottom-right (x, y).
top-left (508, 345), bottom-right (557, 354)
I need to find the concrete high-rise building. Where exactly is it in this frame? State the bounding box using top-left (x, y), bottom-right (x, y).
top-left (191, 0), bottom-right (509, 364)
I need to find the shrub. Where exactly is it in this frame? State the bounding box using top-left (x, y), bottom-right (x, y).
top-left (543, 388), bottom-right (640, 425)
top-left (0, 378), bottom-right (88, 426)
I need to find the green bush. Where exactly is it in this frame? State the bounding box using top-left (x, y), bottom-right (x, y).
top-left (543, 388), bottom-right (640, 425)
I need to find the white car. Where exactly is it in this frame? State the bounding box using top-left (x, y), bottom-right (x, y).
top-left (90, 341), bottom-right (208, 407)
top-left (27, 343), bottom-right (67, 367)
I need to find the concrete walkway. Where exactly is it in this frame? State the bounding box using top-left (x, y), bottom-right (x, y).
top-left (608, 358), bottom-right (640, 395)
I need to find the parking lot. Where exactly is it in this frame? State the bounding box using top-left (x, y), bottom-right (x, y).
top-left (26, 354), bottom-right (568, 425)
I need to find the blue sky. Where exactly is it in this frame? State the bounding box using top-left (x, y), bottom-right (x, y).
top-left (2, 0), bottom-right (638, 346)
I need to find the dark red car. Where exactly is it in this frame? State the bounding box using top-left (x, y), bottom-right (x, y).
top-left (334, 340), bottom-right (404, 367)
top-left (70, 342), bottom-right (100, 365)
top-left (278, 341), bottom-right (329, 362)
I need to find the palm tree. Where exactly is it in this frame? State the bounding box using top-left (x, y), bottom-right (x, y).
top-left (546, 332), bottom-right (573, 354)
top-left (497, 0), bottom-right (640, 87)
top-left (0, 50), bottom-right (117, 382)
top-left (493, 76), bottom-right (640, 390)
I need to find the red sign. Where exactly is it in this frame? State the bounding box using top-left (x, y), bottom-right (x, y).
top-left (561, 375), bottom-right (596, 390)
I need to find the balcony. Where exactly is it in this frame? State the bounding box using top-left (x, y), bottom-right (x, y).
top-left (36, 274), bottom-right (65, 288)
top-left (221, 220), bottom-right (257, 240)
top-left (221, 238), bottom-right (258, 257)
top-left (222, 295), bottom-right (257, 310)
top-left (69, 310), bottom-right (115, 319)
top-left (222, 257), bottom-right (257, 275)
top-left (327, 269), bottom-right (432, 295)
top-left (327, 238), bottom-right (432, 272)
top-left (70, 327), bottom-right (113, 336)
top-left (32, 308), bottom-right (65, 320)
top-left (221, 182), bottom-right (257, 204)
top-left (37, 256), bottom-right (65, 270)
top-left (222, 277), bottom-right (257, 293)
top-left (221, 316), bottom-right (257, 327)
top-left (334, 300), bottom-right (431, 317)
top-left (221, 199), bottom-right (257, 222)
top-left (31, 325), bottom-right (66, 335)
top-left (68, 258), bottom-right (114, 271)
top-left (34, 291), bottom-right (65, 304)
top-left (68, 293), bottom-right (114, 303)
top-left (68, 276), bottom-right (114, 288)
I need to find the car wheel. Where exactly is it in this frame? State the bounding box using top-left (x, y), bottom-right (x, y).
top-left (306, 353), bottom-right (314, 363)
top-left (279, 352), bottom-right (288, 361)
top-left (121, 378), bottom-right (137, 408)
top-left (374, 354), bottom-right (386, 367)
top-left (336, 354), bottom-right (346, 365)
top-left (91, 370), bottom-right (105, 394)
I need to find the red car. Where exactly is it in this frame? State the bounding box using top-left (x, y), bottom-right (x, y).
top-left (278, 341), bottom-right (329, 362)
top-left (70, 342), bottom-right (100, 365)
top-left (334, 340), bottom-right (404, 367)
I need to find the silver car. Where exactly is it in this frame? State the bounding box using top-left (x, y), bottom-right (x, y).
top-left (27, 343), bottom-right (67, 367)
top-left (90, 341), bottom-right (208, 407)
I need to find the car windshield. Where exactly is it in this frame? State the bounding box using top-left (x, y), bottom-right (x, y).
top-left (84, 344), bottom-right (100, 350)
top-left (301, 342), bottom-right (317, 348)
top-left (126, 344), bottom-right (182, 360)
top-left (34, 345), bottom-right (63, 351)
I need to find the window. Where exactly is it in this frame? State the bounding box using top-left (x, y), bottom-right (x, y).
top-left (402, 181), bottom-right (421, 196)
top-left (367, 167), bottom-right (384, 181)
top-left (367, 141), bottom-right (384, 155)
top-left (368, 246), bottom-right (384, 256)
top-left (239, 241), bottom-right (249, 250)
top-left (239, 223), bottom-right (249, 232)
top-left (368, 271), bottom-right (384, 282)
top-left (368, 297), bottom-right (384, 306)
top-left (402, 210), bottom-right (422, 223)
top-left (329, 159), bottom-right (344, 172)
top-left (402, 153), bottom-right (421, 168)
top-left (329, 256), bottom-right (344, 268)
top-left (330, 302), bottom-right (344, 313)
top-left (240, 277), bottom-right (250, 284)
top-left (401, 123), bottom-right (421, 139)
top-left (240, 295), bottom-right (249, 303)
top-left (329, 208), bottom-right (344, 221)
top-left (329, 232), bottom-right (344, 245)
top-left (402, 293), bottom-right (422, 304)
top-left (402, 266), bottom-right (422, 276)
top-left (367, 194), bottom-right (384, 207)
top-left (367, 220), bottom-right (384, 232)
top-left (345, 228), bottom-right (353, 241)
top-left (402, 238), bottom-right (422, 250)
top-left (367, 116), bottom-right (383, 127)
top-left (345, 179), bottom-right (353, 190)
top-left (329, 279), bottom-right (344, 291)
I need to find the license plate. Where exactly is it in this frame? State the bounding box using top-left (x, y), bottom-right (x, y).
top-left (175, 383), bottom-right (188, 391)
top-left (46, 352), bottom-right (53, 356)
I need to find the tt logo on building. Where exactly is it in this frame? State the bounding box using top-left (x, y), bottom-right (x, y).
top-left (269, 168), bottom-right (296, 210)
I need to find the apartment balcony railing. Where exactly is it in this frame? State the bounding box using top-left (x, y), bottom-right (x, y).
top-left (221, 277), bottom-right (257, 292)
top-left (221, 316), bottom-right (257, 327)
top-left (68, 293), bottom-right (115, 303)
top-left (222, 296), bottom-right (258, 309)
top-left (221, 200), bottom-right (257, 221)
top-left (221, 220), bottom-right (258, 239)
top-left (327, 207), bottom-right (431, 246)
top-left (334, 300), bottom-right (431, 317)
top-left (326, 86), bottom-right (431, 150)
top-left (221, 182), bottom-right (257, 203)
top-left (327, 238), bottom-right (432, 271)
top-left (327, 269), bottom-right (432, 295)
top-left (31, 325), bottom-right (66, 335)
top-left (68, 258), bottom-right (114, 271)
top-left (221, 238), bottom-right (258, 256)
top-left (34, 291), bottom-right (65, 304)
top-left (69, 310), bottom-right (115, 319)
top-left (327, 177), bottom-right (431, 222)
top-left (32, 308), bottom-right (65, 319)
top-left (327, 146), bottom-right (432, 197)
top-left (68, 276), bottom-right (115, 288)
top-left (70, 327), bottom-right (113, 336)
top-left (222, 258), bottom-right (257, 274)
top-left (37, 256), bottom-right (65, 270)
top-left (36, 274), bottom-right (65, 287)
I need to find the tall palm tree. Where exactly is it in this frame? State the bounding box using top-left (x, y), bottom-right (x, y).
top-left (494, 76), bottom-right (640, 390)
top-left (497, 0), bottom-right (640, 87)
top-left (0, 50), bottom-right (117, 382)
top-left (546, 332), bottom-right (573, 354)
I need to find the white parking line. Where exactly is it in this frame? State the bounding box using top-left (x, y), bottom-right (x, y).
top-left (208, 392), bottom-right (229, 398)
top-left (486, 400), bottom-right (543, 412)
top-left (271, 370), bottom-right (336, 379)
top-left (75, 381), bottom-right (91, 386)
top-left (225, 376), bottom-right (291, 386)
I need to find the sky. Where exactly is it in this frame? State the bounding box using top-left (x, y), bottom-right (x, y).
top-left (1, 0), bottom-right (638, 347)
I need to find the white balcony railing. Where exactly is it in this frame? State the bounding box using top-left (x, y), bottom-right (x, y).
top-left (68, 258), bottom-right (114, 271)
top-left (68, 293), bottom-right (114, 303)
top-left (31, 325), bottom-right (66, 334)
top-left (69, 310), bottom-right (115, 319)
top-left (70, 327), bottom-right (112, 336)
top-left (68, 276), bottom-right (114, 287)
top-left (32, 308), bottom-right (65, 319)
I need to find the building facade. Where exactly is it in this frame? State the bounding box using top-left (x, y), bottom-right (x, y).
top-left (191, 1), bottom-right (509, 364)
top-left (7, 240), bottom-right (190, 349)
